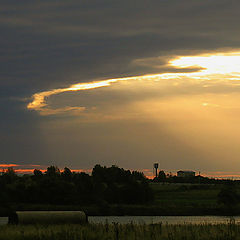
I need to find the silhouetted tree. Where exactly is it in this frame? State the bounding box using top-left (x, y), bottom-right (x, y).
top-left (0, 164), bottom-right (153, 215)
top-left (158, 170), bottom-right (166, 182)
top-left (45, 166), bottom-right (60, 178)
top-left (2, 167), bottom-right (18, 184)
top-left (33, 169), bottom-right (43, 180)
top-left (62, 167), bottom-right (72, 181)
top-left (92, 164), bottom-right (152, 204)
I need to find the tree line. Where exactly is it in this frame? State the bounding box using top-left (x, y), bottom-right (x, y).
top-left (0, 165), bottom-right (153, 214)
top-left (154, 170), bottom-right (239, 184)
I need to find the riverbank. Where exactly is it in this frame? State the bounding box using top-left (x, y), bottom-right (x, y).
top-left (3, 202), bottom-right (234, 217)
top-left (1, 182), bottom-right (238, 217)
top-left (0, 221), bottom-right (239, 240)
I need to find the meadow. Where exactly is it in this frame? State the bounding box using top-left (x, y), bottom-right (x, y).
top-left (0, 221), bottom-right (240, 240)
top-left (7, 183), bottom-right (236, 216)
top-left (148, 183), bottom-right (223, 215)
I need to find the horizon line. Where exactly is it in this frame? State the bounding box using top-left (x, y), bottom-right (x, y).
top-left (1, 164), bottom-right (240, 180)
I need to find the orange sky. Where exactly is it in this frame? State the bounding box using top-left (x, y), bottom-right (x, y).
top-left (1, 164), bottom-right (240, 179)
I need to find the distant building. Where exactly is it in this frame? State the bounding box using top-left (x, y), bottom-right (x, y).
top-left (177, 170), bottom-right (195, 178)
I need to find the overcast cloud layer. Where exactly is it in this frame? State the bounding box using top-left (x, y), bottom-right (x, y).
top-left (2, 0), bottom-right (240, 173)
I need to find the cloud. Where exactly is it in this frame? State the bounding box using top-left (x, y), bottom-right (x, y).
top-left (0, 164), bottom-right (19, 168)
top-left (39, 106), bottom-right (86, 116)
top-left (1, 0), bottom-right (240, 98)
top-left (26, 50), bottom-right (240, 115)
top-left (2, 0), bottom-right (240, 171)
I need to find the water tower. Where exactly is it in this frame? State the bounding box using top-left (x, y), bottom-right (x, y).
top-left (153, 163), bottom-right (159, 178)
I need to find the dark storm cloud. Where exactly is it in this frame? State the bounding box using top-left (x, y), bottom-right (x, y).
top-left (1, 0), bottom-right (240, 97)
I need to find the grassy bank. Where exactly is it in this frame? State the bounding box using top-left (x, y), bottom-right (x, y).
top-left (2, 183), bottom-right (239, 216)
top-left (6, 183), bottom-right (237, 216)
top-left (0, 221), bottom-right (240, 240)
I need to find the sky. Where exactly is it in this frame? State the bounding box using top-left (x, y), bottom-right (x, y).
top-left (2, 0), bottom-right (240, 177)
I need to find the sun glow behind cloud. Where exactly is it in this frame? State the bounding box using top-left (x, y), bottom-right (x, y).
top-left (170, 53), bottom-right (240, 77)
top-left (27, 51), bottom-right (240, 115)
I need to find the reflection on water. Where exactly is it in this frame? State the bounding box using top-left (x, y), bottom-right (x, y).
top-left (89, 216), bottom-right (239, 225)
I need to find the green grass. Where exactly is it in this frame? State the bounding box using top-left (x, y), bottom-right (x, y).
top-left (0, 222), bottom-right (240, 240)
top-left (148, 183), bottom-right (225, 215)
top-left (5, 183), bottom-right (239, 216)
top-left (151, 183), bottom-right (220, 205)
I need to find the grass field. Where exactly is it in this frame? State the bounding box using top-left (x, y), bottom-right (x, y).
top-left (151, 183), bottom-right (220, 205)
top-left (2, 183), bottom-right (239, 216)
top-left (0, 221), bottom-right (239, 240)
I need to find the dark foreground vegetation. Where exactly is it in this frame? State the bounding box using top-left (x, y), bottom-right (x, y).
top-left (0, 165), bottom-right (152, 216)
top-left (1, 165), bottom-right (240, 216)
top-left (1, 222), bottom-right (240, 240)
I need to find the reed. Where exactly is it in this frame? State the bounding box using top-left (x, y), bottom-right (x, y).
top-left (1, 221), bottom-right (240, 240)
